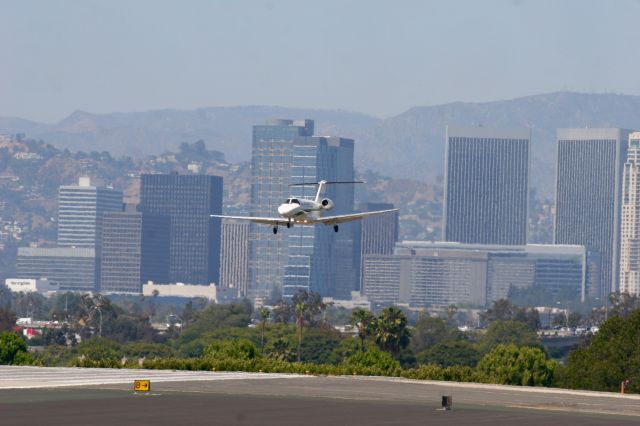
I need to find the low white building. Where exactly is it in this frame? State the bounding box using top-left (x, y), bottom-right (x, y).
top-left (4, 278), bottom-right (59, 295)
top-left (142, 282), bottom-right (237, 303)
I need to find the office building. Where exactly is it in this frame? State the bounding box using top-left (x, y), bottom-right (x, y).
top-left (443, 126), bottom-right (530, 245)
top-left (620, 132), bottom-right (640, 295)
top-left (57, 177), bottom-right (123, 250)
top-left (16, 247), bottom-right (98, 292)
top-left (100, 209), bottom-right (170, 294)
top-left (140, 174), bottom-right (223, 285)
top-left (249, 119), bottom-right (356, 299)
top-left (250, 119), bottom-right (314, 299)
top-left (219, 222), bottom-right (250, 297)
top-left (555, 128), bottom-right (632, 297)
top-left (283, 135), bottom-right (356, 298)
top-left (362, 242), bottom-right (590, 308)
top-left (355, 202), bottom-right (398, 292)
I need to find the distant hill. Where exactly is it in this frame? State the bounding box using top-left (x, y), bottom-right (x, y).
top-left (0, 107), bottom-right (380, 163)
top-left (3, 92), bottom-right (640, 196)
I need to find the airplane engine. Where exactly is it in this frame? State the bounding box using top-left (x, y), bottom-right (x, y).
top-left (320, 198), bottom-right (334, 210)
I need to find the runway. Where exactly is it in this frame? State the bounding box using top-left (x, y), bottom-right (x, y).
top-left (0, 366), bottom-right (638, 425)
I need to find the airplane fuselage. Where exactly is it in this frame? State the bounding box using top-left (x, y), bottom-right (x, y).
top-left (277, 197), bottom-right (332, 224)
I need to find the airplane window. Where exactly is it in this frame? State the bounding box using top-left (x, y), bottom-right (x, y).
top-left (291, 199), bottom-right (300, 204)
top-left (284, 199), bottom-right (291, 204)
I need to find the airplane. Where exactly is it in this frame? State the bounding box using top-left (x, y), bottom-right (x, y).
top-left (211, 180), bottom-right (398, 234)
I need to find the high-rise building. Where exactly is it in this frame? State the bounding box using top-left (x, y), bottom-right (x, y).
top-left (619, 132), bottom-right (640, 295)
top-left (250, 119), bottom-right (314, 299)
top-left (219, 222), bottom-right (250, 297)
top-left (284, 135), bottom-right (356, 299)
top-left (16, 247), bottom-right (98, 292)
top-left (355, 202), bottom-right (398, 292)
top-left (140, 174), bottom-right (223, 285)
top-left (362, 242), bottom-right (589, 308)
top-left (443, 126), bottom-right (530, 245)
top-left (100, 209), bottom-right (170, 294)
top-left (57, 177), bottom-right (123, 250)
top-left (249, 119), bottom-right (356, 299)
top-left (555, 128), bottom-right (632, 297)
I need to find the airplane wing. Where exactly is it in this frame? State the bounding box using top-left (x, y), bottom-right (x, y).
top-left (210, 215), bottom-right (290, 226)
top-left (316, 209), bottom-right (399, 225)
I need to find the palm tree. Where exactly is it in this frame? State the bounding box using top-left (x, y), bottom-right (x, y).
top-left (374, 307), bottom-right (410, 358)
top-left (259, 308), bottom-right (270, 351)
top-left (295, 303), bottom-right (307, 362)
top-left (351, 308), bottom-right (374, 352)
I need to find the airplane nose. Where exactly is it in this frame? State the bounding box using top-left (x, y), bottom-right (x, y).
top-left (278, 204), bottom-right (290, 215)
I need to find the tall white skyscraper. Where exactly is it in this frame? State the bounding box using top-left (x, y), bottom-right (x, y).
top-left (554, 128), bottom-right (632, 297)
top-left (443, 126), bottom-right (530, 245)
top-left (619, 132), bottom-right (640, 295)
top-left (57, 177), bottom-right (123, 250)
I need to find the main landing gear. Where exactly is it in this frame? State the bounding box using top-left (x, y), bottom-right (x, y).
top-left (334, 225), bottom-right (339, 233)
top-left (273, 226), bottom-right (278, 234)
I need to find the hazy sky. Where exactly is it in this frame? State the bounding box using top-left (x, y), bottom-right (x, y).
top-left (2, 0), bottom-right (640, 122)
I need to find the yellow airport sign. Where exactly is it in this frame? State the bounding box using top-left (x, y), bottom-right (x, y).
top-left (134, 379), bottom-right (151, 392)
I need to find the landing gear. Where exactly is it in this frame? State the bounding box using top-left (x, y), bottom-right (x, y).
top-left (273, 226), bottom-right (278, 234)
top-left (334, 225), bottom-right (339, 233)
top-left (286, 221), bottom-right (292, 229)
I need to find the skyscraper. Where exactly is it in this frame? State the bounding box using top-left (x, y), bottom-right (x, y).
top-left (219, 222), bottom-right (250, 297)
top-left (443, 126), bottom-right (530, 245)
top-left (100, 209), bottom-right (170, 293)
top-left (619, 132), bottom-right (640, 295)
top-left (57, 177), bottom-right (123, 250)
top-left (250, 119), bottom-right (314, 299)
top-left (555, 128), bottom-right (631, 297)
top-left (140, 173), bottom-right (223, 285)
top-left (249, 119), bottom-right (356, 299)
top-left (283, 135), bottom-right (355, 299)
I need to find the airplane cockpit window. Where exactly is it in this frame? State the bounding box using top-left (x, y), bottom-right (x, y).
top-left (284, 199), bottom-right (291, 204)
top-left (290, 199), bottom-right (300, 204)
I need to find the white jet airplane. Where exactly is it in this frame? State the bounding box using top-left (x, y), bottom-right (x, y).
top-left (211, 180), bottom-right (398, 234)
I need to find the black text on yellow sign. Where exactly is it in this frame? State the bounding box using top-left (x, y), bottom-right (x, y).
top-left (134, 380), bottom-right (151, 392)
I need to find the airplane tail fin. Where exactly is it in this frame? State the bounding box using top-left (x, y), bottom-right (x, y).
top-left (290, 180), bottom-right (365, 203)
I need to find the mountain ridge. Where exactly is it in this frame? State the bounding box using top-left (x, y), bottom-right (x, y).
top-left (3, 92), bottom-right (640, 196)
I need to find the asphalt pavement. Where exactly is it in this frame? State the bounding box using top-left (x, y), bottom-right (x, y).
top-left (1, 366), bottom-right (639, 425)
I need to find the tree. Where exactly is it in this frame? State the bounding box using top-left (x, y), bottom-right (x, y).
top-left (0, 307), bottom-right (17, 332)
top-left (259, 308), bottom-right (270, 351)
top-left (418, 340), bottom-right (482, 368)
top-left (351, 308), bottom-right (375, 352)
top-left (373, 307), bottom-right (410, 357)
top-left (554, 310), bottom-right (640, 392)
top-left (567, 312), bottom-right (582, 328)
top-left (203, 339), bottom-right (260, 361)
top-left (266, 338), bottom-right (294, 361)
top-left (479, 320), bottom-right (540, 352)
top-left (410, 313), bottom-right (457, 354)
top-left (483, 299), bottom-right (517, 323)
top-left (477, 344), bottom-right (556, 386)
top-left (343, 349), bottom-right (400, 376)
top-left (74, 337), bottom-right (122, 362)
top-left (295, 303), bottom-right (307, 362)
top-left (0, 332), bottom-right (32, 365)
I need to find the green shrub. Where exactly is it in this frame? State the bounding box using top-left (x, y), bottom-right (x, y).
top-left (476, 344), bottom-right (556, 386)
top-left (0, 332), bottom-right (34, 365)
top-left (343, 349), bottom-right (401, 376)
top-left (203, 339), bottom-right (261, 361)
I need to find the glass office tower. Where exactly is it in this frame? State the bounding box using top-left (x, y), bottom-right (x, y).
top-left (140, 174), bottom-right (222, 285)
top-left (443, 126), bottom-right (530, 245)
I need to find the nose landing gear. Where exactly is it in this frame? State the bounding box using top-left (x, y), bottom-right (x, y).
top-left (334, 225), bottom-right (339, 233)
top-left (273, 226), bottom-right (278, 234)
